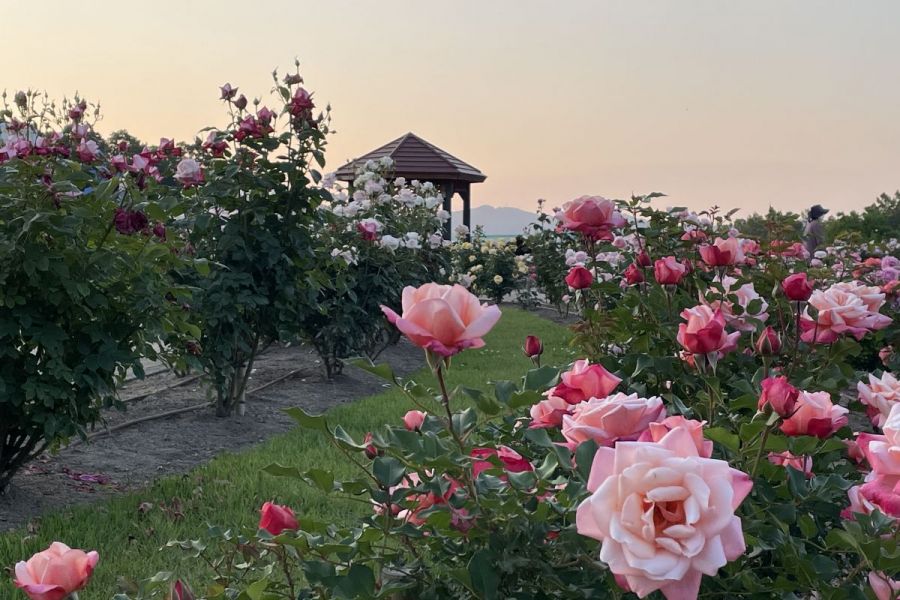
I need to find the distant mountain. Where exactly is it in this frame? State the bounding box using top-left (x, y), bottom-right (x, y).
top-left (451, 205), bottom-right (540, 237)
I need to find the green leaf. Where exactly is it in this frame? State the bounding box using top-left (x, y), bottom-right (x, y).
top-left (523, 366), bottom-right (559, 391)
top-left (468, 549), bottom-right (500, 599)
top-left (574, 439), bottom-right (599, 482)
top-left (372, 457), bottom-right (405, 488)
top-left (460, 386), bottom-right (502, 416)
top-left (704, 427), bottom-right (741, 453)
top-left (262, 463), bottom-right (304, 479)
top-left (452, 408), bottom-right (479, 437)
top-left (333, 425), bottom-right (365, 450)
top-left (351, 359), bottom-right (397, 383)
top-left (284, 407), bottom-right (329, 432)
top-left (332, 564), bottom-right (375, 599)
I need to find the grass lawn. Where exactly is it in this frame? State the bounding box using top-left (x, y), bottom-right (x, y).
top-left (0, 307), bottom-right (574, 599)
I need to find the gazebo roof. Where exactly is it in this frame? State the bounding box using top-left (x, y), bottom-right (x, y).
top-left (334, 132), bottom-right (486, 184)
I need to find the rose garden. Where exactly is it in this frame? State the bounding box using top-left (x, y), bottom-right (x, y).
top-left (1, 66), bottom-right (899, 599)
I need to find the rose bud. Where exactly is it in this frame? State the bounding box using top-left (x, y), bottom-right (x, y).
top-left (363, 432), bottom-right (380, 459)
top-left (234, 94), bottom-right (248, 110)
top-left (152, 222), bottom-right (166, 240)
top-left (171, 579), bottom-right (195, 600)
top-left (565, 266), bottom-right (594, 290)
top-left (14, 90), bottom-right (27, 107)
top-left (636, 250), bottom-right (651, 267)
top-left (755, 326), bottom-right (782, 355)
top-left (284, 73), bottom-right (303, 85)
top-left (782, 273), bottom-right (813, 302)
top-left (624, 263), bottom-right (645, 285)
top-left (758, 376), bottom-right (799, 418)
top-left (403, 410), bottom-right (426, 432)
top-left (523, 335), bottom-right (543, 358)
top-left (879, 346), bottom-right (893, 367)
top-left (258, 502), bottom-right (299, 535)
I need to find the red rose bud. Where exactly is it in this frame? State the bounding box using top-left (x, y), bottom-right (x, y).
top-left (152, 222), bottom-right (166, 240)
top-left (170, 579), bottom-right (195, 600)
top-left (636, 250), bottom-right (652, 267)
top-left (782, 273), bottom-right (813, 301)
top-left (523, 335), bottom-right (543, 358)
top-left (624, 263), bottom-right (645, 285)
top-left (363, 432), bottom-right (380, 459)
top-left (234, 94), bottom-right (248, 110)
top-left (755, 326), bottom-right (782, 355)
top-left (757, 376), bottom-right (799, 418)
top-left (565, 265), bottom-right (594, 289)
top-left (258, 502), bottom-right (299, 535)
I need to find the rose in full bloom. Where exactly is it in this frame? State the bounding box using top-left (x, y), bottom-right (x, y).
top-left (654, 256), bottom-right (687, 285)
top-left (676, 305), bottom-right (740, 356)
top-left (576, 428), bottom-right (753, 600)
top-left (76, 139), bottom-right (99, 162)
top-left (637, 415), bottom-right (713, 457)
top-left (800, 285), bottom-right (892, 343)
top-left (259, 502), bottom-right (300, 535)
top-left (858, 371), bottom-right (900, 428)
top-left (869, 572), bottom-right (900, 600)
top-left (780, 390), bottom-right (848, 438)
top-left (565, 265), bottom-right (594, 289)
top-left (529, 394), bottom-right (571, 429)
top-left (833, 280), bottom-right (889, 313)
top-left (174, 158), bottom-right (204, 187)
top-left (549, 359), bottom-right (622, 405)
top-left (698, 237), bottom-right (745, 267)
top-left (356, 218), bottom-right (381, 241)
top-left (561, 392), bottom-right (665, 448)
top-left (471, 446), bottom-right (533, 478)
top-left (757, 376), bottom-right (799, 418)
top-left (558, 195), bottom-right (626, 241)
top-left (403, 410), bottom-right (427, 432)
top-left (755, 326), bottom-right (781, 355)
top-left (381, 283), bottom-right (501, 357)
top-left (14, 542), bottom-right (99, 600)
top-left (859, 404), bottom-right (900, 478)
top-left (702, 276), bottom-right (768, 332)
top-left (624, 263), bottom-right (644, 285)
top-left (782, 273), bottom-right (813, 301)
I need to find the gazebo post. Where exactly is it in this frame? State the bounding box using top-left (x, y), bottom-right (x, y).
top-left (441, 180), bottom-right (456, 240)
top-left (459, 183), bottom-right (472, 241)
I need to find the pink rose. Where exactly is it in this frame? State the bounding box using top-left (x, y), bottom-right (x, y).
top-left (781, 273), bottom-right (813, 301)
top-left (833, 280), bottom-right (888, 313)
top-left (654, 256), bottom-right (687, 285)
top-left (259, 501), bottom-right (300, 535)
top-left (780, 390), bottom-right (848, 438)
top-left (757, 376), bottom-right (799, 418)
top-left (624, 263), bottom-right (644, 285)
top-left (800, 285), bottom-right (891, 343)
top-left (550, 359), bottom-right (621, 405)
top-left (561, 392), bottom-right (665, 448)
top-left (676, 305), bottom-right (740, 356)
top-left (381, 283), bottom-right (501, 357)
top-left (858, 371), bottom-right (900, 428)
top-left (14, 542), bottom-right (99, 600)
top-left (523, 335), bottom-right (543, 359)
top-left (857, 475), bottom-right (900, 518)
top-left (403, 410), bottom-right (427, 432)
top-left (174, 158), bottom-right (204, 187)
top-left (767, 451), bottom-right (813, 477)
top-left (558, 195), bottom-right (626, 241)
top-left (356, 218), bottom-right (381, 241)
top-left (859, 404), bottom-right (900, 477)
top-left (565, 265), bottom-right (594, 290)
top-left (528, 395), bottom-right (571, 429)
top-left (637, 415), bottom-right (713, 457)
top-left (754, 326), bottom-right (782, 355)
top-left (471, 446), bottom-right (533, 478)
top-left (576, 427), bottom-right (752, 600)
top-left (76, 139), bottom-right (99, 162)
top-left (869, 572), bottom-right (900, 600)
top-left (698, 237), bottom-right (745, 267)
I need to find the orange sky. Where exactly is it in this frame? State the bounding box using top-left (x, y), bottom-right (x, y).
top-left (5, 1), bottom-right (900, 216)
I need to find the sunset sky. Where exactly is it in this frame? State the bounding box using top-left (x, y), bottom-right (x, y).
top-left (6, 1), bottom-right (900, 216)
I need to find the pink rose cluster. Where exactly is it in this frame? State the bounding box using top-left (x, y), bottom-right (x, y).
top-left (558, 195), bottom-right (626, 241)
top-left (528, 359), bottom-right (621, 429)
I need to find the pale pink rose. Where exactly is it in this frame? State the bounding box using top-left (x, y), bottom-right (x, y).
top-left (381, 283), bottom-right (501, 357)
top-left (841, 483), bottom-right (878, 520)
top-left (800, 285), bottom-right (891, 343)
top-left (677, 305), bottom-right (741, 356)
top-left (561, 392), bottom-right (665, 448)
top-left (529, 395), bottom-right (571, 429)
top-left (14, 542), bottom-right (100, 600)
top-left (403, 410), bottom-right (427, 431)
top-left (767, 451), bottom-right (813, 477)
top-left (75, 139), bottom-right (99, 162)
top-left (576, 428), bottom-right (753, 600)
top-left (858, 371), bottom-right (900, 428)
top-left (780, 390), bottom-right (848, 438)
top-left (869, 572), bottom-right (900, 600)
top-left (860, 404), bottom-right (900, 477)
top-left (174, 158), bottom-right (204, 187)
top-left (558, 195), bottom-right (626, 241)
top-left (832, 280), bottom-right (887, 313)
top-left (857, 473), bottom-right (900, 518)
top-left (549, 359), bottom-right (621, 405)
top-left (702, 276), bottom-right (768, 332)
top-left (637, 415), bottom-right (713, 457)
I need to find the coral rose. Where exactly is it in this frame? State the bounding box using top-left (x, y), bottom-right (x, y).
top-left (381, 283), bottom-right (501, 357)
top-left (858, 371), bottom-right (900, 428)
top-left (576, 427), bottom-right (752, 600)
top-left (637, 415), bottom-right (713, 457)
top-left (561, 392), bottom-right (665, 448)
top-left (698, 237), bottom-right (745, 267)
top-left (558, 195), bottom-right (626, 241)
top-left (529, 394), bottom-right (571, 429)
top-left (550, 359), bottom-right (622, 405)
top-left (14, 542), bottom-right (99, 600)
top-left (779, 390), bottom-right (848, 438)
top-left (676, 305), bottom-right (740, 356)
top-left (757, 376), bottom-right (799, 418)
top-left (259, 502), bottom-right (300, 535)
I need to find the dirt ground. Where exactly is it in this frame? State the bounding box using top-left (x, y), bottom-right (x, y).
top-left (0, 341), bottom-right (425, 532)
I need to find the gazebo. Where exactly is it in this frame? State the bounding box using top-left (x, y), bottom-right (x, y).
top-left (334, 132), bottom-right (486, 238)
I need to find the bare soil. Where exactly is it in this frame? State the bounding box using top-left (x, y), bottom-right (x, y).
top-left (0, 341), bottom-right (424, 532)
